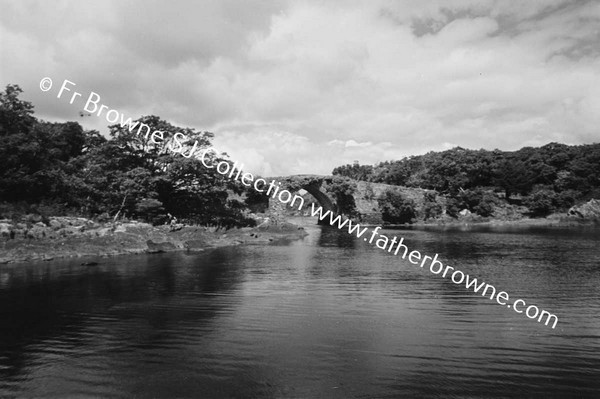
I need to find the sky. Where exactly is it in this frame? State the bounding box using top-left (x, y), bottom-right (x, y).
top-left (1, 0), bottom-right (599, 176)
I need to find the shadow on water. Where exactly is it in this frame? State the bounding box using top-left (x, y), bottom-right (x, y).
top-left (1, 223), bottom-right (599, 397)
top-left (0, 248), bottom-right (247, 382)
top-left (317, 225), bottom-right (357, 248)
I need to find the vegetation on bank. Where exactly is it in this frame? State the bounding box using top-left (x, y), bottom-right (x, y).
top-left (0, 84), bottom-right (258, 228)
top-left (333, 141), bottom-right (600, 222)
top-left (2, 83), bottom-right (598, 232)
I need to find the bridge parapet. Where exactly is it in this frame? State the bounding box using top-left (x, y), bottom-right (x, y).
top-left (265, 175), bottom-right (442, 225)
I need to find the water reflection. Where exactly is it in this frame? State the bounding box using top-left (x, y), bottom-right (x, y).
top-left (1, 223), bottom-right (599, 397)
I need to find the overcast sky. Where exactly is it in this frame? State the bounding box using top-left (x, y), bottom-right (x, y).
top-left (1, 0), bottom-right (599, 176)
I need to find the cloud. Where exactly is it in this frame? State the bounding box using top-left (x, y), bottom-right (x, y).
top-left (1, 0), bottom-right (599, 174)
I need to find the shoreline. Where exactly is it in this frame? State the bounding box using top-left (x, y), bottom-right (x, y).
top-left (0, 218), bottom-right (309, 265)
top-left (2, 213), bottom-right (597, 265)
top-left (359, 213), bottom-right (600, 229)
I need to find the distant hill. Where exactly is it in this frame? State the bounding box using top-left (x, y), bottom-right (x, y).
top-left (332, 142), bottom-right (600, 219)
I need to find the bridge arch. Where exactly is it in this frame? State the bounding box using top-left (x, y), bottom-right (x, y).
top-left (267, 175), bottom-right (338, 222)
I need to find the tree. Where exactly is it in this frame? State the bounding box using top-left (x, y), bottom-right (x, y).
top-left (326, 176), bottom-right (358, 217)
top-left (0, 84), bottom-right (36, 136)
top-left (76, 115), bottom-right (254, 226)
top-left (378, 190), bottom-right (416, 224)
top-left (423, 192), bottom-right (443, 220)
top-left (492, 158), bottom-right (535, 199)
top-left (0, 85), bottom-right (92, 203)
top-left (525, 190), bottom-right (555, 217)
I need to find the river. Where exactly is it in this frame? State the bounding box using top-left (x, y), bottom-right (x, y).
top-left (1, 220), bottom-right (599, 398)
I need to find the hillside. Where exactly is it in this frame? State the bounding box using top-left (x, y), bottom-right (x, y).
top-left (332, 143), bottom-right (600, 222)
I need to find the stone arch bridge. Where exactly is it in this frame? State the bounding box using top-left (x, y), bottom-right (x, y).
top-left (264, 174), bottom-right (439, 225)
top-left (266, 175), bottom-right (337, 221)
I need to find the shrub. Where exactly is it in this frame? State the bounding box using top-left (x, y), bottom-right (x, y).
top-left (553, 189), bottom-right (578, 211)
top-left (446, 188), bottom-right (499, 217)
top-left (445, 197), bottom-right (463, 218)
top-left (135, 198), bottom-right (166, 224)
top-left (473, 192), bottom-right (498, 217)
top-left (525, 189), bottom-right (555, 217)
top-left (326, 176), bottom-right (358, 217)
top-left (378, 190), bottom-right (416, 224)
top-left (423, 192), bottom-right (443, 220)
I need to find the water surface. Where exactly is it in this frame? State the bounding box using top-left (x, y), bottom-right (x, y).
top-left (1, 221), bottom-right (599, 398)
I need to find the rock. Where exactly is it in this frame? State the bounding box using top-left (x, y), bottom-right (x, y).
top-left (568, 199), bottom-right (600, 219)
top-left (459, 209), bottom-right (471, 216)
top-left (25, 214), bottom-right (42, 223)
top-left (0, 223), bottom-right (11, 239)
top-left (146, 240), bottom-right (176, 253)
top-left (68, 225), bottom-right (85, 234)
top-left (184, 239), bottom-right (208, 250)
top-left (48, 218), bottom-right (63, 230)
top-left (95, 227), bottom-right (112, 237)
top-left (26, 225), bottom-right (47, 239)
top-left (57, 226), bottom-right (84, 237)
top-left (81, 261), bottom-right (99, 266)
top-left (256, 218), bottom-right (271, 230)
top-left (169, 223), bottom-right (184, 232)
top-left (85, 220), bottom-right (100, 229)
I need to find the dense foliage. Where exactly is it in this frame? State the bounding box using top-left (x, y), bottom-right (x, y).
top-left (333, 143), bottom-right (600, 217)
top-left (377, 190), bottom-right (416, 224)
top-left (325, 176), bottom-right (358, 217)
top-left (0, 84), bottom-right (254, 227)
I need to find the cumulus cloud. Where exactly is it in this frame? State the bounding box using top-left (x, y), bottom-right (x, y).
top-left (1, 0), bottom-right (599, 174)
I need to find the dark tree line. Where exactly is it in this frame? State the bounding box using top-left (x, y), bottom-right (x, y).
top-left (333, 143), bottom-right (600, 217)
top-left (0, 84), bottom-right (255, 227)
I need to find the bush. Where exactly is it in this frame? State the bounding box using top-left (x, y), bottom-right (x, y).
top-left (553, 189), bottom-right (578, 211)
top-left (473, 193), bottom-right (498, 217)
top-left (326, 176), bottom-right (358, 217)
top-left (378, 190), bottom-right (416, 224)
top-left (525, 190), bottom-right (555, 217)
top-left (423, 192), bottom-right (443, 220)
top-left (446, 188), bottom-right (499, 217)
top-left (445, 197), bottom-right (463, 218)
top-left (135, 198), bottom-right (166, 224)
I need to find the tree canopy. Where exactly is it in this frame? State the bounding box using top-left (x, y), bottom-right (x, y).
top-left (0, 84), bottom-right (254, 227)
top-left (333, 142), bottom-right (600, 217)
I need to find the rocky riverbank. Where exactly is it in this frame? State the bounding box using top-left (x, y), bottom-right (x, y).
top-left (0, 216), bottom-right (308, 264)
top-left (372, 199), bottom-right (600, 227)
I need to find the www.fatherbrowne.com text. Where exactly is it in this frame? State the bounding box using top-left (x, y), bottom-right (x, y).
top-left (309, 205), bottom-right (558, 329)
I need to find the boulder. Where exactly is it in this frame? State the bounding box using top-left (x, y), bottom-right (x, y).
top-left (26, 225), bottom-right (47, 239)
top-left (57, 226), bottom-right (84, 237)
top-left (184, 239), bottom-right (208, 250)
top-left (48, 218), bottom-right (63, 230)
top-left (568, 199), bottom-right (600, 219)
top-left (95, 227), bottom-right (112, 237)
top-left (0, 223), bottom-right (13, 240)
top-left (146, 240), bottom-right (176, 253)
top-left (25, 214), bottom-right (42, 223)
top-left (169, 223), bottom-right (184, 232)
